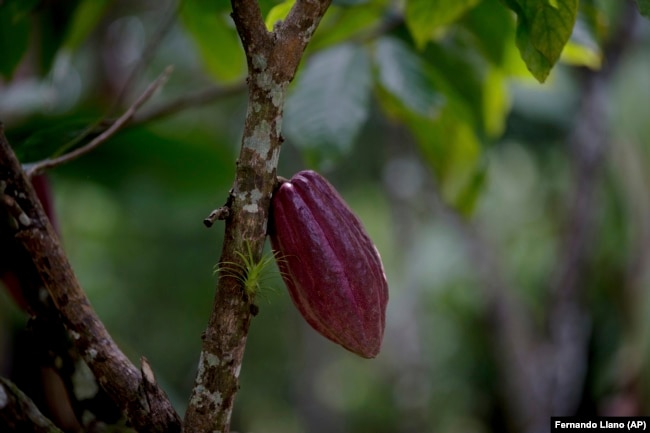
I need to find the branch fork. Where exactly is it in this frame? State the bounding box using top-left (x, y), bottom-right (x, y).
top-left (1, 1), bottom-right (334, 431)
top-left (183, 1), bottom-right (333, 432)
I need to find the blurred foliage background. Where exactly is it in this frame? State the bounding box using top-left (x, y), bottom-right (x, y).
top-left (1, 0), bottom-right (650, 432)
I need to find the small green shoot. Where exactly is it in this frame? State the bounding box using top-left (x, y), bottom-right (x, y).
top-left (215, 242), bottom-right (286, 301)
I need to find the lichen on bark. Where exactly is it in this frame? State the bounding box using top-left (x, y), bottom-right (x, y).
top-left (182, 1), bottom-right (333, 432)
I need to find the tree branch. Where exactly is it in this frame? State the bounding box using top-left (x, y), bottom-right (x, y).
top-left (230, 0), bottom-right (271, 60)
top-left (0, 377), bottom-right (63, 433)
top-left (133, 81), bottom-right (247, 125)
top-left (25, 66), bottom-right (173, 177)
top-left (112, 0), bottom-right (180, 112)
top-left (0, 127), bottom-right (181, 433)
top-left (182, 1), bottom-right (332, 432)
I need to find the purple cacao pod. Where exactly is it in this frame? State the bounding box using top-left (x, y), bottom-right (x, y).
top-left (270, 170), bottom-right (389, 358)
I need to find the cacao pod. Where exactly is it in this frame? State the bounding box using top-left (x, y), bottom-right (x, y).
top-left (270, 170), bottom-right (389, 358)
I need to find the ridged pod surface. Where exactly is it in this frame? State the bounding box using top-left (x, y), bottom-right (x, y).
top-left (270, 170), bottom-right (389, 358)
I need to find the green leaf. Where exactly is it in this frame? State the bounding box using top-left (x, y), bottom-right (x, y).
top-left (33, 2), bottom-right (81, 75)
top-left (482, 67), bottom-right (510, 138)
top-left (265, 0), bottom-right (295, 31)
top-left (284, 44), bottom-right (372, 163)
top-left (560, 42), bottom-right (601, 69)
top-left (62, 0), bottom-right (111, 51)
top-left (422, 38), bottom-right (486, 131)
top-left (405, 0), bottom-right (481, 49)
top-left (257, 0), bottom-right (286, 17)
top-left (453, 164), bottom-right (487, 216)
top-left (579, 1), bottom-right (609, 43)
top-left (421, 106), bottom-right (484, 213)
top-left (498, 0), bottom-right (522, 14)
top-left (0, 0), bottom-right (38, 79)
top-left (309, 3), bottom-right (384, 52)
top-left (463, 0), bottom-right (516, 66)
top-left (377, 86), bottom-right (484, 214)
top-left (559, 11), bottom-right (602, 69)
top-left (635, 0), bottom-right (650, 18)
top-left (374, 37), bottom-right (443, 117)
top-left (503, 0), bottom-right (579, 82)
top-left (180, 0), bottom-right (246, 82)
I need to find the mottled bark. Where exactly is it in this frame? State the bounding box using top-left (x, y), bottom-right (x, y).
top-left (182, 1), bottom-right (332, 432)
top-left (0, 377), bottom-right (63, 433)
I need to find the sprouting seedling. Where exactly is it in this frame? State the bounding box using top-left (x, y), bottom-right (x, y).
top-left (215, 241), bottom-right (287, 301)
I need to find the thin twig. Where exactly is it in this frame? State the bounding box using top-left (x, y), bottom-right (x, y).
top-left (41, 2), bottom-right (179, 166)
top-left (133, 81), bottom-right (246, 125)
top-left (203, 206), bottom-right (231, 227)
top-left (25, 66), bottom-right (173, 177)
top-left (0, 377), bottom-right (64, 433)
top-left (112, 0), bottom-right (180, 112)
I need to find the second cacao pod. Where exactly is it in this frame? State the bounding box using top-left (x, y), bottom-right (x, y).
top-left (270, 170), bottom-right (389, 358)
